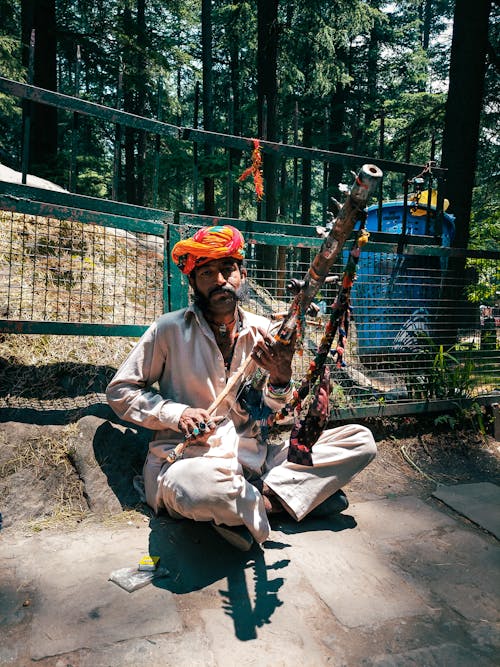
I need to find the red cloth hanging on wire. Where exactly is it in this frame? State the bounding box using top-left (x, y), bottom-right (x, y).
top-left (238, 139), bottom-right (264, 201)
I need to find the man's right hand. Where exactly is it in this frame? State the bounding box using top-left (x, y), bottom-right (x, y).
top-left (178, 407), bottom-right (223, 441)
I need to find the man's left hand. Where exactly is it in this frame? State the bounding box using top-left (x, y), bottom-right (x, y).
top-left (252, 329), bottom-right (295, 386)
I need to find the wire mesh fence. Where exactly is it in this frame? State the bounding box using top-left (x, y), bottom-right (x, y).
top-left (241, 245), bottom-right (499, 416)
top-left (0, 210), bottom-right (165, 328)
top-left (0, 200), bottom-right (498, 418)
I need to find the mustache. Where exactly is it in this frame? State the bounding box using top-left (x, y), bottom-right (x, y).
top-left (192, 283), bottom-right (248, 308)
top-left (208, 285), bottom-right (237, 298)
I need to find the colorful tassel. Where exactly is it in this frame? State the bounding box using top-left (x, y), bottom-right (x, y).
top-left (238, 139), bottom-right (264, 201)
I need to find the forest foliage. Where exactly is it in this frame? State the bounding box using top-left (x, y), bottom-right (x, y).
top-left (0, 0), bottom-right (498, 247)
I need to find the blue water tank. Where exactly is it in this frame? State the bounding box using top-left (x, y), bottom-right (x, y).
top-left (346, 201), bottom-right (455, 359)
top-left (364, 200), bottom-right (455, 245)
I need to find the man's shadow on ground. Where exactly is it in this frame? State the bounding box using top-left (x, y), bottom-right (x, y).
top-left (148, 511), bottom-right (357, 641)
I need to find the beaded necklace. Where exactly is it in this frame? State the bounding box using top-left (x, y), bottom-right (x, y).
top-left (205, 313), bottom-right (241, 377)
top-left (206, 311), bottom-right (241, 372)
top-left (206, 316), bottom-right (236, 337)
top-left (223, 327), bottom-right (240, 372)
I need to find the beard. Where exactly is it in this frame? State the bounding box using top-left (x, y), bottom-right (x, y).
top-left (192, 282), bottom-right (248, 310)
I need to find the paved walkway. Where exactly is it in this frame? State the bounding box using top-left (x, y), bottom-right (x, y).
top-left (1, 485), bottom-right (499, 666)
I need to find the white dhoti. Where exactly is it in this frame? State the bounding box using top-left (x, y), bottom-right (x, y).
top-left (143, 423), bottom-right (376, 544)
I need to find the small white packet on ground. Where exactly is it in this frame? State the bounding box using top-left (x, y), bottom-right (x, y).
top-left (109, 566), bottom-right (169, 592)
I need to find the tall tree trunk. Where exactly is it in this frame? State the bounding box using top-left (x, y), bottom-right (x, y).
top-left (277, 122), bottom-right (289, 297)
top-left (439, 0), bottom-right (491, 347)
top-left (328, 45), bottom-right (351, 209)
top-left (201, 0), bottom-right (215, 215)
top-left (421, 0), bottom-right (433, 51)
top-left (136, 0), bottom-right (146, 205)
top-left (123, 4), bottom-right (136, 204)
top-left (298, 113), bottom-right (313, 268)
top-left (21, 0), bottom-right (58, 179)
top-left (301, 114), bottom-right (312, 226)
top-left (257, 0), bottom-right (279, 222)
top-left (441, 0), bottom-right (491, 249)
top-left (121, 0), bottom-right (147, 205)
top-left (228, 1), bottom-right (243, 218)
top-left (365, 1), bottom-right (383, 140)
top-left (256, 0), bottom-right (279, 289)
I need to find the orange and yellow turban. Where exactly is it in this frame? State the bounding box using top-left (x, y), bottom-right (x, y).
top-left (171, 225), bottom-right (246, 275)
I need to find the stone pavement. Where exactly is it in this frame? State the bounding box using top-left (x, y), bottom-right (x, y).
top-left (1, 486), bottom-right (499, 666)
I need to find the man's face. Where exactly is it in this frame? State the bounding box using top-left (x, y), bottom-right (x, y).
top-left (190, 258), bottom-right (247, 314)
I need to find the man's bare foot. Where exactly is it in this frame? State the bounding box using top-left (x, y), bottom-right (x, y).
top-left (262, 483), bottom-right (285, 515)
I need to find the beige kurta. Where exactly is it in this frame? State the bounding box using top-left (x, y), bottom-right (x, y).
top-left (106, 304), bottom-right (376, 543)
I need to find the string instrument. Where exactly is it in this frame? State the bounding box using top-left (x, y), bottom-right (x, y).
top-left (166, 163), bottom-right (383, 464)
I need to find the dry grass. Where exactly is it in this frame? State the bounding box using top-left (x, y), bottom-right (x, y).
top-left (0, 333), bottom-right (136, 402)
top-left (0, 331), bottom-right (134, 368)
top-left (26, 506), bottom-right (90, 533)
top-left (0, 209), bottom-right (164, 326)
top-left (0, 423), bottom-right (93, 531)
top-left (101, 508), bottom-right (152, 527)
top-left (0, 425), bottom-right (77, 477)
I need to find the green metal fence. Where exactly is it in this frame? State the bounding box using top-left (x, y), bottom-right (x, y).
top-left (0, 75), bottom-right (498, 419)
top-left (0, 75), bottom-right (447, 224)
top-left (1, 181), bottom-right (498, 419)
top-left (0, 181), bottom-right (171, 337)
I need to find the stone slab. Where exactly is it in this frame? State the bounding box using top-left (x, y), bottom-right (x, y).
top-left (389, 525), bottom-right (500, 623)
top-left (432, 482), bottom-right (500, 538)
top-left (64, 632), bottom-right (215, 667)
top-left (0, 524), bottom-right (181, 661)
top-left (286, 528), bottom-right (429, 628)
top-left (351, 496), bottom-right (457, 543)
top-left (2, 492), bottom-right (500, 665)
top-left (368, 642), bottom-right (494, 666)
top-left (200, 543), bottom-right (336, 666)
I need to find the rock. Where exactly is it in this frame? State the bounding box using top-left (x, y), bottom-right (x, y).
top-left (68, 415), bottom-right (149, 514)
top-left (68, 416), bottom-right (122, 515)
top-left (0, 163), bottom-right (68, 191)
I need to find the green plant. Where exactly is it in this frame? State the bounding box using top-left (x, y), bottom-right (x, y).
top-left (410, 332), bottom-right (477, 401)
top-left (433, 413), bottom-right (457, 429)
top-left (429, 344), bottom-right (475, 399)
top-left (433, 400), bottom-right (488, 435)
top-left (461, 400), bottom-right (488, 435)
